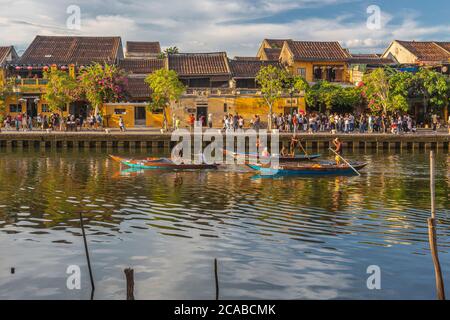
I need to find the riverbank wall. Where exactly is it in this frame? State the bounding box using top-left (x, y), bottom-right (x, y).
top-left (0, 132), bottom-right (448, 152)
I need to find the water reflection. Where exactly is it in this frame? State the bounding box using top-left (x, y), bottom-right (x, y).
top-left (0, 150), bottom-right (449, 299)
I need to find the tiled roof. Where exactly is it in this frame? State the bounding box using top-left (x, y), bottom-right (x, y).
top-left (396, 41), bottom-right (450, 63)
top-left (229, 60), bottom-right (282, 78)
top-left (126, 41), bottom-right (161, 56)
top-left (17, 35), bottom-right (123, 65)
top-left (435, 42), bottom-right (450, 54)
top-left (286, 40), bottom-right (350, 61)
top-left (263, 48), bottom-right (282, 61)
top-left (118, 58), bottom-right (165, 74)
top-left (168, 52), bottom-right (230, 76)
top-left (126, 76), bottom-right (152, 99)
top-left (234, 56), bottom-right (260, 61)
top-left (0, 46), bottom-right (13, 64)
top-left (265, 39), bottom-right (290, 49)
top-left (348, 53), bottom-right (395, 65)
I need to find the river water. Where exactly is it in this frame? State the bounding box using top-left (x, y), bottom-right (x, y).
top-left (0, 149), bottom-right (449, 300)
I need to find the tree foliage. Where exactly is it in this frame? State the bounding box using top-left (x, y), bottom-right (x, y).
top-left (145, 68), bottom-right (185, 130)
top-left (78, 63), bottom-right (128, 115)
top-left (43, 70), bottom-right (78, 114)
top-left (362, 67), bottom-right (449, 115)
top-left (306, 81), bottom-right (362, 113)
top-left (256, 65), bottom-right (289, 129)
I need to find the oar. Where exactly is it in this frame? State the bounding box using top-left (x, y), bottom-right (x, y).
top-left (329, 147), bottom-right (361, 176)
top-left (298, 140), bottom-right (310, 158)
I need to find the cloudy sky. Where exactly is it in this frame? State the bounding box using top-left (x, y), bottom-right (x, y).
top-left (0, 0), bottom-right (449, 57)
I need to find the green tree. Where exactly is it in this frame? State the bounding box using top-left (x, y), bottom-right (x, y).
top-left (145, 69), bottom-right (185, 131)
top-left (78, 63), bottom-right (128, 116)
top-left (305, 81), bottom-right (361, 113)
top-left (43, 70), bottom-right (78, 115)
top-left (414, 68), bottom-right (449, 116)
top-left (362, 68), bottom-right (409, 114)
top-left (158, 46), bottom-right (180, 59)
top-left (256, 65), bottom-right (288, 130)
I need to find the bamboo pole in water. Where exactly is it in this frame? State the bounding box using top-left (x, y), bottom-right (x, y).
top-left (214, 258), bottom-right (219, 300)
top-left (79, 212), bottom-right (95, 300)
top-left (427, 151), bottom-right (446, 300)
top-left (124, 268), bottom-right (135, 300)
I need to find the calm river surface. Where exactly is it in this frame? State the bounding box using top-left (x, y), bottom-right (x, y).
top-left (0, 149), bottom-right (449, 300)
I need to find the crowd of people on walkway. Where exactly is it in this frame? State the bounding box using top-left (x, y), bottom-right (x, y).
top-left (215, 111), bottom-right (447, 134)
top-left (1, 113), bottom-right (104, 132)
top-left (270, 112), bottom-right (421, 134)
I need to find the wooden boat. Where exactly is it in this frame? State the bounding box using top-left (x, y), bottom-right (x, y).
top-left (222, 149), bottom-right (321, 162)
top-left (247, 162), bottom-right (368, 176)
top-left (109, 155), bottom-right (163, 163)
top-left (110, 155), bottom-right (218, 170)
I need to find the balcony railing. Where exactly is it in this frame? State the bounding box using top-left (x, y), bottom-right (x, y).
top-left (11, 78), bottom-right (49, 86)
top-left (184, 87), bottom-right (262, 96)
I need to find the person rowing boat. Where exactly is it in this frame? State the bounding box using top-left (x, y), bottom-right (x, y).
top-left (332, 138), bottom-right (343, 165)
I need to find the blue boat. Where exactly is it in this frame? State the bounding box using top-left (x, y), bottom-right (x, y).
top-left (222, 149), bottom-right (321, 162)
top-left (247, 162), bottom-right (367, 176)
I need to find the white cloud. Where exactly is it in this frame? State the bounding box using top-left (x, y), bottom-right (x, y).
top-left (0, 0), bottom-right (449, 56)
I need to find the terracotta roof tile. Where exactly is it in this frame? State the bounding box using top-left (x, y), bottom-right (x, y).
top-left (265, 39), bottom-right (290, 49)
top-left (119, 58), bottom-right (165, 74)
top-left (263, 48), bottom-right (281, 60)
top-left (396, 41), bottom-right (450, 63)
top-left (168, 52), bottom-right (230, 76)
top-left (0, 46), bottom-right (13, 64)
top-left (126, 76), bottom-right (152, 99)
top-left (126, 41), bottom-right (161, 56)
top-left (18, 35), bottom-right (123, 65)
top-left (435, 42), bottom-right (450, 54)
top-left (229, 60), bottom-right (282, 78)
top-left (234, 56), bottom-right (260, 61)
top-left (286, 40), bottom-right (350, 61)
top-left (348, 53), bottom-right (395, 65)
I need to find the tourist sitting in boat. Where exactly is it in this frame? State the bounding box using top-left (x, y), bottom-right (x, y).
top-left (280, 145), bottom-right (289, 157)
top-left (332, 138), bottom-right (343, 165)
top-left (261, 147), bottom-right (270, 158)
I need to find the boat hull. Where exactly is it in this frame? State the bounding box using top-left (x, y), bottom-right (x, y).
top-left (247, 162), bottom-right (367, 176)
top-left (121, 161), bottom-right (218, 170)
top-left (223, 149), bottom-right (321, 162)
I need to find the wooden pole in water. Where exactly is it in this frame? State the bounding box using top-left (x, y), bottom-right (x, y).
top-left (124, 268), bottom-right (135, 300)
top-left (214, 258), bottom-right (219, 300)
top-left (428, 151), bottom-right (446, 300)
top-left (430, 151), bottom-right (436, 220)
top-left (79, 212), bottom-right (95, 300)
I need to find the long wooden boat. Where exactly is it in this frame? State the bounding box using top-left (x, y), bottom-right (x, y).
top-left (247, 162), bottom-right (368, 176)
top-left (110, 155), bottom-right (218, 170)
top-left (222, 149), bottom-right (321, 162)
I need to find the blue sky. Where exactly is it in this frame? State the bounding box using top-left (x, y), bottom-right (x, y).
top-left (0, 0), bottom-right (449, 57)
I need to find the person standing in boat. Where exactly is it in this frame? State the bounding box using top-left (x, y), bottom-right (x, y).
top-left (332, 138), bottom-right (343, 165)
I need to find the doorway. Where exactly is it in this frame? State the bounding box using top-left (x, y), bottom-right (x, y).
top-left (135, 106), bottom-right (146, 126)
top-left (196, 106), bottom-right (208, 126)
top-left (26, 98), bottom-right (38, 118)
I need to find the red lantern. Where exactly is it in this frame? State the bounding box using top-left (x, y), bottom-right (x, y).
top-left (27, 66), bottom-right (33, 71)
top-left (15, 66), bottom-right (21, 70)
top-left (60, 65), bottom-right (67, 70)
top-left (43, 66), bottom-right (49, 72)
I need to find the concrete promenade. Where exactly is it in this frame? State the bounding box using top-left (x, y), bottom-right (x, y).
top-left (0, 128), bottom-right (448, 152)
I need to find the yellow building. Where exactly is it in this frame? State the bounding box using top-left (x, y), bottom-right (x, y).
top-left (257, 39), bottom-right (290, 61)
top-left (279, 40), bottom-right (351, 83)
top-left (1, 36), bottom-right (123, 121)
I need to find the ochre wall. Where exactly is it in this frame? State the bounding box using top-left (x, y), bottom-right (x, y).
top-left (383, 42), bottom-right (417, 64)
